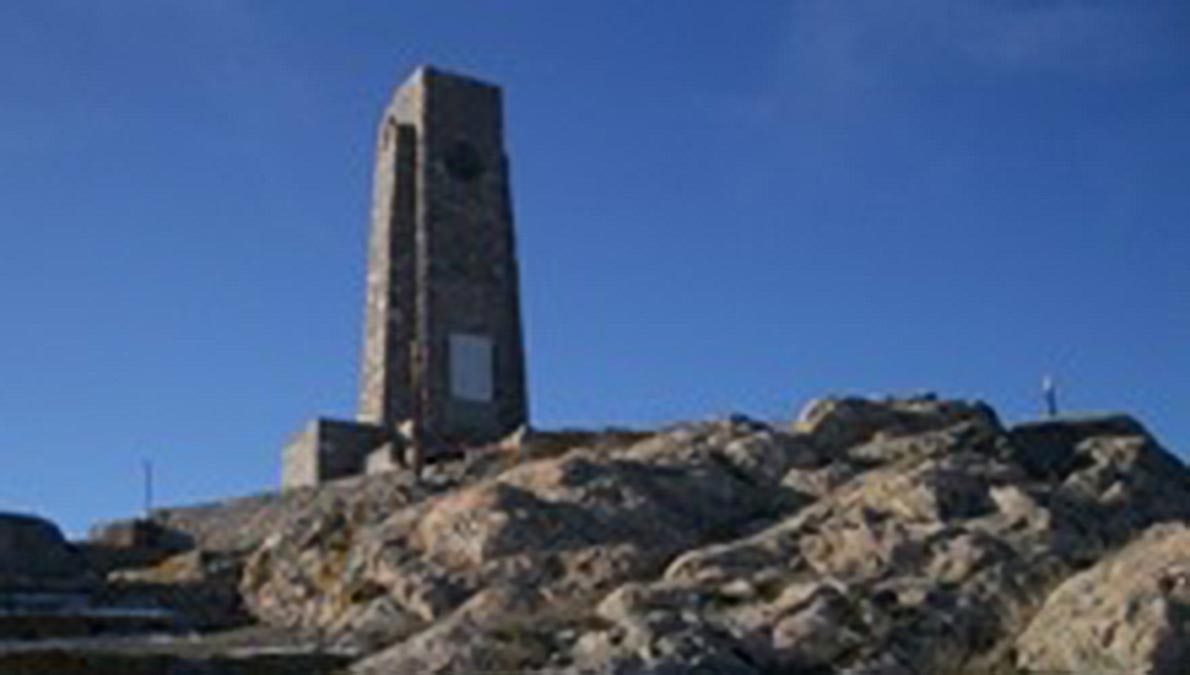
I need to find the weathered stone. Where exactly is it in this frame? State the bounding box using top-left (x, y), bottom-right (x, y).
top-left (1057, 433), bottom-right (1190, 537)
top-left (551, 407), bottom-right (1185, 674)
top-left (0, 512), bottom-right (89, 588)
top-left (104, 550), bottom-right (247, 631)
top-left (1007, 413), bottom-right (1149, 479)
top-left (282, 65), bottom-right (530, 488)
top-left (795, 395), bottom-right (1000, 453)
top-left (356, 66), bottom-right (528, 447)
top-left (1017, 523), bottom-right (1190, 674)
top-left (154, 396), bottom-right (1190, 672)
top-left (281, 418), bottom-right (386, 489)
top-left (349, 586), bottom-right (553, 674)
top-left (329, 595), bottom-right (421, 654)
top-left (240, 420), bottom-right (802, 641)
top-left (770, 583), bottom-right (866, 669)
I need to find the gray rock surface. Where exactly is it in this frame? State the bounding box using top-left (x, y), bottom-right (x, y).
top-left (89, 396), bottom-right (1190, 673)
top-left (1016, 522), bottom-right (1190, 674)
top-left (0, 512), bottom-right (89, 588)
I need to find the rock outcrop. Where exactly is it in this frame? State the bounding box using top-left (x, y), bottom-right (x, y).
top-left (0, 512), bottom-right (90, 589)
top-left (1016, 523), bottom-right (1190, 674)
top-left (61, 395), bottom-right (1186, 673)
top-left (222, 396), bottom-right (1190, 673)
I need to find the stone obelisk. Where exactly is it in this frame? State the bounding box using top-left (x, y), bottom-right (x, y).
top-left (282, 66), bottom-right (528, 488)
top-left (357, 66), bottom-right (528, 451)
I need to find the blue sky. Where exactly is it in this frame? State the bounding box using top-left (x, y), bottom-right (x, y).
top-left (2, 1), bottom-right (1188, 535)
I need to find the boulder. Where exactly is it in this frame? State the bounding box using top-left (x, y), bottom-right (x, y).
top-left (1017, 523), bottom-right (1190, 674)
top-left (0, 512), bottom-right (89, 588)
top-left (1007, 413), bottom-right (1151, 479)
top-left (795, 395), bottom-right (999, 453)
top-left (538, 405), bottom-right (1186, 673)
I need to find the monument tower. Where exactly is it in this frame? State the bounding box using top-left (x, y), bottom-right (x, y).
top-left (282, 66), bottom-right (528, 488)
top-left (358, 65), bottom-right (528, 443)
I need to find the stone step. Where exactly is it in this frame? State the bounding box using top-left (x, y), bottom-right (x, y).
top-left (0, 592), bottom-right (177, 640)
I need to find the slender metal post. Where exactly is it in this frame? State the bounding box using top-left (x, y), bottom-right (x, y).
top-left (142, 459), bottom-right (154, 516)
top-left (1042, 375), bottom-right (1058, 418)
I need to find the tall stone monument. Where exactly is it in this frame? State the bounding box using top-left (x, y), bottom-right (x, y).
top-left (282, 66), bottom-right (528, 488)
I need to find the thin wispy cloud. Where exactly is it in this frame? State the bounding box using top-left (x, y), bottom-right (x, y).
top-left (925, 1), bottom-right (1177, 73)
top-left (703, 1), bottom-right (1189, 246)
top-left (775, 1), bottom-right (1188, 102)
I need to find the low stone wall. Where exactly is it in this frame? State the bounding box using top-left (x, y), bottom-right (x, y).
top-left (73, 545), bottom-right (169, 580)
top-left (281, 418), bottom-right (386, 489)
top-left (148, 491), bottom-right (298, 555)
top-left (123, 427), bottom-right (651, 556)
top-left (0, 607), bottom-right (175, 641)
top-left (147, 470), bottom-right (425, 554)
top-left (0, 650), bottom-right (349, 674)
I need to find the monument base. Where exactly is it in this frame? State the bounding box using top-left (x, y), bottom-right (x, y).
top-left (281, 418), bottom-right (387, 489)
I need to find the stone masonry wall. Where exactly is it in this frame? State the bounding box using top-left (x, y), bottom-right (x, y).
top-left (357, 79), bottom-right (422, 427)
top-left (281, 419), bottom-right (384, 488)
top-left (355, 66), bottom-right (528, 448)
top-left (418, 68), bottom-right (528, 444)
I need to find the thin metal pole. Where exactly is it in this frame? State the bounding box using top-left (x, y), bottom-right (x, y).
top-left (143, 459), bottom-right (153, 517)
top-left (1042, 375), bottom-right (1058, 418)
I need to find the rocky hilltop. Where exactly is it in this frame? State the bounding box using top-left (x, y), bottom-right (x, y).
top-left (9, 395), bottom-right (1190, 673)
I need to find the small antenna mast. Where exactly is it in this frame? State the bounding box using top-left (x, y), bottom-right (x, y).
top-left (142, 459), bottom-right (154, 517)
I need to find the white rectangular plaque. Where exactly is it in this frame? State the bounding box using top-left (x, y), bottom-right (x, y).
top-left (449, 333), bottom-right (494, 402)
